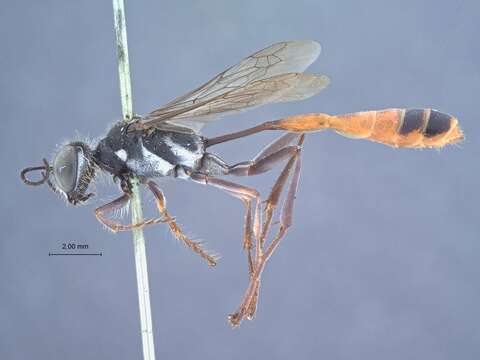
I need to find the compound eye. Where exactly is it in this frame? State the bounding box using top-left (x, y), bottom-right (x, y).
top-left (53, 145), bottom-right (78, 193)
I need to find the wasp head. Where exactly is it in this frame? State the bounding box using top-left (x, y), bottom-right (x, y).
top-left (21, 141), bottom-right (96, 205)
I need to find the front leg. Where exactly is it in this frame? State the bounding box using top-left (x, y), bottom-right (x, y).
top-left (94, 176), bottom-right (168, 232)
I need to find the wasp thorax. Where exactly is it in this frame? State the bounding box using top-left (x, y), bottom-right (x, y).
top-left (52, 142), bottom-right (95, 204)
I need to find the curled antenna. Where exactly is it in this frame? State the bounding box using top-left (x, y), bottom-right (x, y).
top-left (20, 158), bottom-right (52, 186)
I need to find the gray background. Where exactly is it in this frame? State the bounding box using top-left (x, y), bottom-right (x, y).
top-left (1, 1), bottom-right (479, 359)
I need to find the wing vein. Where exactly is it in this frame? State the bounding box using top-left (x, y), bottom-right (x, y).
top-left (138, 40), bottom-right (329, 133)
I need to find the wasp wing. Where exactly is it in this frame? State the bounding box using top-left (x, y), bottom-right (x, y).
top-left (138, 40), bottom-right (329, 133)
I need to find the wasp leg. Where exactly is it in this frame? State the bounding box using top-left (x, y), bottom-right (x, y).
top-left (190, 175), bottom-right (261, 275)
top-left (226, 133), bottom-right (304, 252)
top-left (194, 133), bottom-right (306, 326)
top-left (146, 180), bottom-right (218, 267)
top-left (197, 133), bottom-right (306, 326)
top-left (198, 133), bottom-right (303, 253)
top-left (94, 192), bottom-right (168, 232)
top-left (228, 134), bottom-right (305, 327)
top-left (230, 133), bottom-right (302, 173)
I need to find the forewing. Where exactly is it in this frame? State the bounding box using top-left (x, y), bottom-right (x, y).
top-left (139, 40), bottom-right (327, 132)
top-left (165, 73), bottom-right (329, 119)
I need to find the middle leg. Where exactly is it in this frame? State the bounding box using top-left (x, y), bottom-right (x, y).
top-left (190, 174), bottom-right (262, 275)
top-left (147, 180), bottom-right (219, 267)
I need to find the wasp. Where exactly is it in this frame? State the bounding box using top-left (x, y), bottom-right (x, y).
top-left (20, 40), bottom-right (463, 326)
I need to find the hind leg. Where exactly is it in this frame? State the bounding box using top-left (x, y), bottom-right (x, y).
top-left (196, 133), bottom-right (306, 326)
top-left (196, 133), bottom-right (303, 271)
top-left (228, 135), bottom-right (305, 326)
top-left (190, 174), bottom-right (261, 275)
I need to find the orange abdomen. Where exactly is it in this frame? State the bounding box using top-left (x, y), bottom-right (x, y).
top-left (332, 108), bottom-right (463, 148)
top-left (274, 108), bottom-right (463, 148)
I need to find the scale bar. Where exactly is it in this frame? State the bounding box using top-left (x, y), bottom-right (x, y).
top-left (49, 253), bottom-right (103, 256)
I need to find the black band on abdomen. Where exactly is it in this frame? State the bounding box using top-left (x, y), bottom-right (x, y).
top-left (399, 109), bottom-right (426, 135)
top-left (424, 110), bottom-right (452, 138)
